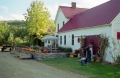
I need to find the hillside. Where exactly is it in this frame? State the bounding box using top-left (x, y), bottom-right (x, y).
top-left (0, 20), bottom-right (24, 26)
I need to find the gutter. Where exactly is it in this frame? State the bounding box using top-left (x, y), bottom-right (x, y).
top-left (58, 24), bottom-right (111, 34)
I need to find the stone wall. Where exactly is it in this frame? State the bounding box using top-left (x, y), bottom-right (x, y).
top-left (18, 49), bottom-right (67, 60)
top-left (34, 53), bottom-right (67, 60)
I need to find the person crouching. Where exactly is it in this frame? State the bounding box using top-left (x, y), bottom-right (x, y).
top-left (78, 56), bottom-right (88, 66)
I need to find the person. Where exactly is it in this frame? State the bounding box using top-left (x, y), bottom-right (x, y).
top-left (78, 56), bottom-right (88, 66)
top-left (79, 47), bottom-right (85, 57)
top-left (85, 42), bottom-right (93, 60)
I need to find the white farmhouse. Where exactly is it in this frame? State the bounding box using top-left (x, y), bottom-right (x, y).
top-left (55, 0), bottom-right (120, 62)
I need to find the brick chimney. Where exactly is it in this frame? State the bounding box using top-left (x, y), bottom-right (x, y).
top-left (71, 2), bottom-right (76, 8)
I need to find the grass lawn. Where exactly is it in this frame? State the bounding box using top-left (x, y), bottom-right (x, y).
top-left (40, 57), bottom-right (120, 78)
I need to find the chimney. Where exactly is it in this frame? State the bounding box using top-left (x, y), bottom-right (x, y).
top-left (71, 2), bottom-right (76, 8)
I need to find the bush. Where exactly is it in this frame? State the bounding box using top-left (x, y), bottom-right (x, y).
top-left (58, 46), bottom-right (72, 52)
top-left (64, 47), bottom-right (72, 52)
top-left (116, 55), bottom-right (120, 65)
top-left (32, 46), bottom-right (39, 50)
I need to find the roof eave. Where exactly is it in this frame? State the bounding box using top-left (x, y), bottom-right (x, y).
top-left (58, 24), bottom-right (111, 34)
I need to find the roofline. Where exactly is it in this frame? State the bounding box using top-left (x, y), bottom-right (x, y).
top-left (54, 6), bottom-right (88, 23)
top-left (54, 7), bottom-right (60, 23)
top-left (58, 24), bottom-right (111, 34)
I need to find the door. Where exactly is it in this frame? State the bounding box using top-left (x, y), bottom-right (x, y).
top-left (84, 35), bottom-right (100, 55)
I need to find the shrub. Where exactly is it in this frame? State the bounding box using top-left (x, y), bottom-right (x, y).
top-left (33, 46), bottom-right (39, 50)
top-left (64, 47), bottom-right (72, 52)
top-left (116, 55), bottom-right (120, 65)
top-left (58, 46), bottom-right (72, 52)
top-left (58, 46), bottom-right (64, 51)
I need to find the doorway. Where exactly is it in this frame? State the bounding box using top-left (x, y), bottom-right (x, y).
top-left (84, 35), bottom-right (100, 55)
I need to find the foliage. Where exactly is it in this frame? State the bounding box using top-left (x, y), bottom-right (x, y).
top-left (0, 23), bottom-right (9, 45)
top-left (40, 58), bottom-right (120, 78)
top-left (47, 19), bottom-right (56, 34)
top-left (27, 36), bottom-right (35, 46)
top-left (0, 20), bottom-right (24, 27)
top-left (0, 21), bottom-right (29, 47)
top-left (8, 32), bottom-right (14, 46)
top-left (32, 45), bottom-right (40, 50)
top-left (116, 55), bottom-right (120, 65)
top-left (24, 0), bottom-right (50, 39)
top-left (110, 39), bottom-right (120, 65)
top-left (58, 46), bottom-right (64, 51)
top-left (64, 47), bottom-right (72, 52)
top-left (80, 35), bottom-right (86, 47)
top-left (58, 46), bottom-right (72, 52)
top-left (7, 20), bottom-right (24, 27)
top-left (99, 34), bottom-right (109, 61)
top-left (15, 26), bottom-right (28, 39)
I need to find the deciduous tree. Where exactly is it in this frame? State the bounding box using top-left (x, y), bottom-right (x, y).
top-left (24, 0), bottom-right (50, 39)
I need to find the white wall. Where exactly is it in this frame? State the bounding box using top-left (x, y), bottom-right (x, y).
top-left (111, 13), bottom-right (120, 39)
top-left (58, 25), bottom-right (113, 62)
top-left (110, 13), bottom-right (120, 62)
top-left (55, 8), bottom-right (69, 33)
top-left (58, 25), bottom-right (112, 49)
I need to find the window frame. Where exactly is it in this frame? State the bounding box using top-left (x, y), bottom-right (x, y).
top-left (64, 35), bottom-right (66, 45)
top-left (63, 21), bottom-right (65, 26)
top-left (72, 34), bottom-right (74, 45)
top-left (60, 36), bottom-right (62, 44)
top-left (58, 24), bottom-right (59, 32)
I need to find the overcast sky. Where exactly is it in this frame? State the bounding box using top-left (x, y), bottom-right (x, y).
top-left (0, 0), bottom-right (109, 20)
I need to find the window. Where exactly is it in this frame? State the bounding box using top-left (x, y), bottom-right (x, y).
top-left (56, 35), bottom-right (58, 37)
top-left (48, 40), bottom-right (50, 44)
top-left (58, 24), bottom-right (59, 32)
top-left (60, 36), bottom-right (62, 44)
top-left (117, 32), bottom-right (120, 40)
top-left (64, 35), bottom-right (66, 45)
top-left (72, 34), bottom-right (74, 45)
top-left (63, 21), bottom-right (65, 26)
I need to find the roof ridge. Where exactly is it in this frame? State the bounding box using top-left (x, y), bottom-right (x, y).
top-left (59, 6), bottom-right (87, 9)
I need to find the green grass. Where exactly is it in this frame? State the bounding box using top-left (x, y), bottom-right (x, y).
top-left (40, 58), bottom-right (120, 78)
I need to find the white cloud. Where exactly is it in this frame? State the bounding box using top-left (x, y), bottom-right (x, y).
top-left (47, 0), bottom-right (109, 20)
top-left (60, 3), bottom-right (70, 6)
top-left (0, 6), bottom-right (8, 12)
top-left (0, 16), bottom-right (4, 19)
top-left (76, 0), bottom-right (110, 8)
top-left (0, 14), bottom-right (25, 20)
top-left (47, 3), bottom-right (71, 20)
top-left (10, 14), bottom-right (25, 20)
top-left (47, 4), bottom-right (58, 19)
top-left (0, 0), bottom-right (110, 20)
top-left (0, 15), bottom-right (14, 20)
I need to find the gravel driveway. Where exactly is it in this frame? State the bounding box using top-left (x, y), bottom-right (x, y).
top-left (0, 52), bottom-right (87, 78)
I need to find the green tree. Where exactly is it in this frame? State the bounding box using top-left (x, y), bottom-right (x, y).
top-left (8, 32), bottom-right (14, 46)
top-left (47, 19), bottom-right (56, 34)
top-left (24, 0), bottom-right (50, 39)
top-left (15, 26), bottom-right (28, 39)
top-left (0, 23), bottom-right (9, 45)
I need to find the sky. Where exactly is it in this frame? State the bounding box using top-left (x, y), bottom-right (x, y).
top-left (0, 0), bottom-right (109, 20)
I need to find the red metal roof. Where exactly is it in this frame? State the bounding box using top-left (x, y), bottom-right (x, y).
top-left (60, 6), bottom-right (88, 18)
top-left (59, 0), bottom-right (120, 32)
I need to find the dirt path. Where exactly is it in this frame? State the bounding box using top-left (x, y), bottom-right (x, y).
top-left (0, 52), bottom-right (87, 78)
